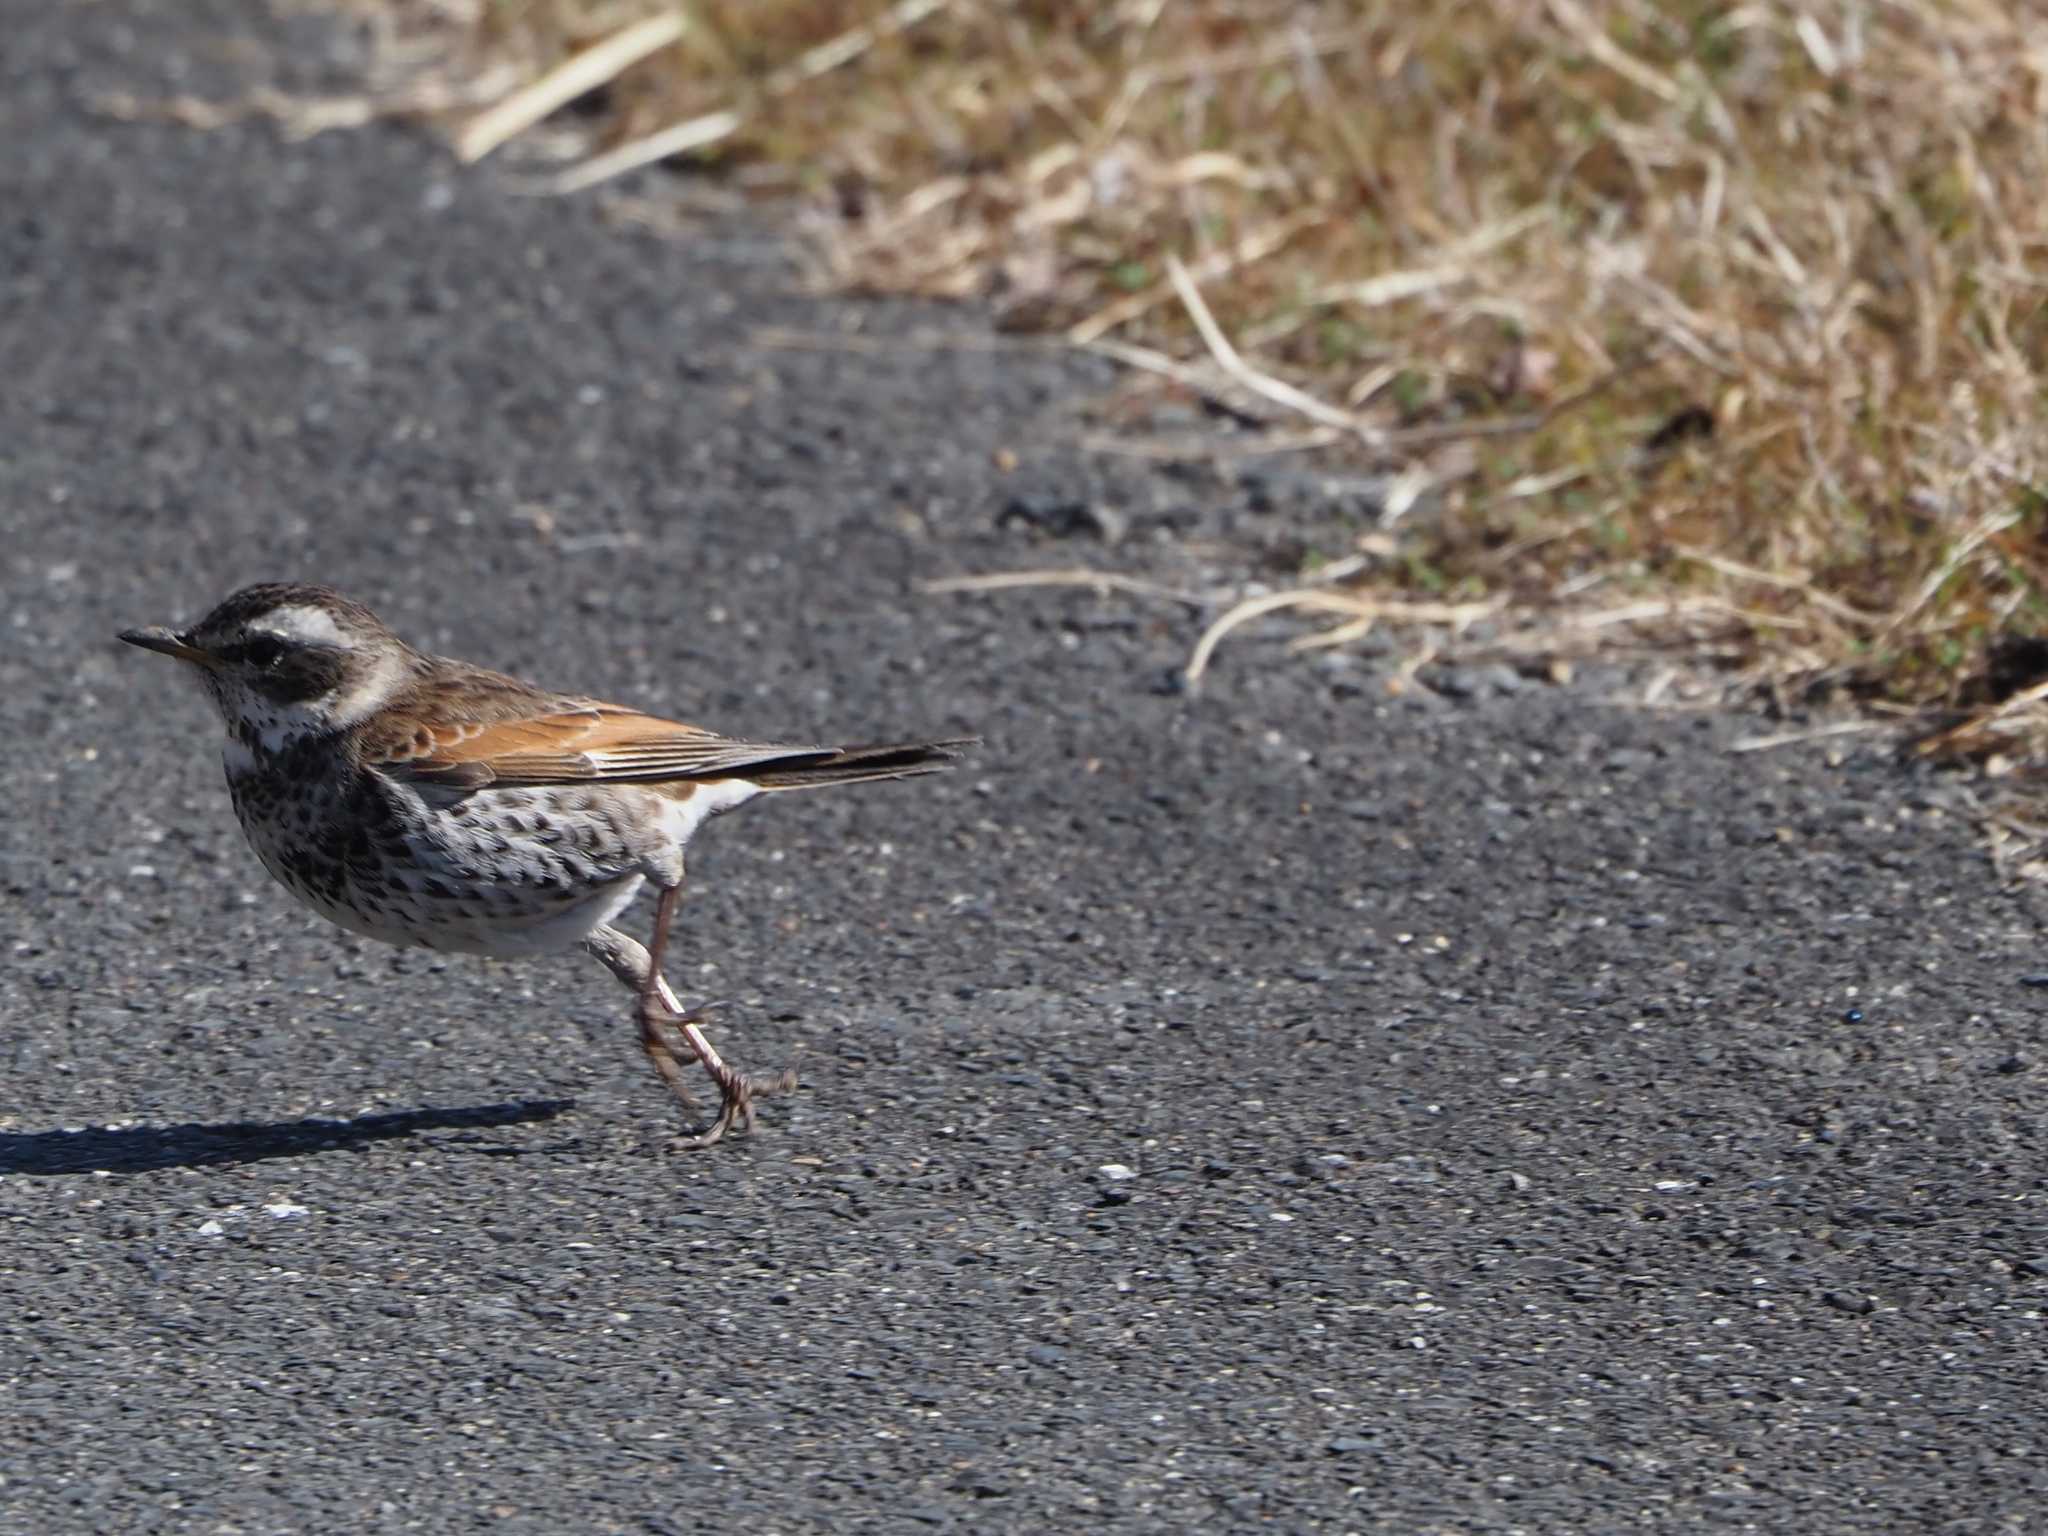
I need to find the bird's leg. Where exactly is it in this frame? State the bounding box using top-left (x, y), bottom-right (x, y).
top-left (638, 1000), bottom-right (704, 1117)
top-left (642, 881), bottom-right (797, 1149)
top-left (582, 913), bottom-right (703, 1118)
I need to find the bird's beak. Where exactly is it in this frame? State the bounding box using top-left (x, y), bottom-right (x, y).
top-left (119, 626), bottom-right (218, 668)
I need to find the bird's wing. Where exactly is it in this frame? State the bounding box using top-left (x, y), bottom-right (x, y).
top-left (363, 697), bottom-right (836, 791)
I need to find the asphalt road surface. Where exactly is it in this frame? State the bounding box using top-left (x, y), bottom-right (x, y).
top-left (6, 4), bottom-right (2048, 1532)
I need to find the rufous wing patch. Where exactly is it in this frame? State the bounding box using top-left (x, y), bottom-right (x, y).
top-left (370, 701), bottom-right (837, 788)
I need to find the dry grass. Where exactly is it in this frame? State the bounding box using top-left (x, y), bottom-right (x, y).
top-left (354, 0), bottom-right (2048, 754)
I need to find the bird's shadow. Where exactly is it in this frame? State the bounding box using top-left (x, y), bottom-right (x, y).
top-left (0, 1099), bottom-right (578, 1176)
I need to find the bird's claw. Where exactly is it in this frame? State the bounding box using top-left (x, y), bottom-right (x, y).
top-left (671, 1061), bottom-right (799, 1149)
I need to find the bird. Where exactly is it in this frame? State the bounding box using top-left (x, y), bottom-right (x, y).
top-left (119, 582), bottom-right (971, 1147)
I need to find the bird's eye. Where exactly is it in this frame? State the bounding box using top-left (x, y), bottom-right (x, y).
top-left (240, 637), bottom-right (287, 670)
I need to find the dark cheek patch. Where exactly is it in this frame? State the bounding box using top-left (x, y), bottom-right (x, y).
top-left (254, 653), bottom-right (346, 705)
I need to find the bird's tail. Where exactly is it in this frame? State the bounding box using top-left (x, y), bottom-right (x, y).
top-left (741, 738), bottom-right (976, 790)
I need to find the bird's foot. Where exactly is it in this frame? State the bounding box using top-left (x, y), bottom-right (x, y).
top-left (670, 1057), bottom-right (800, 1150)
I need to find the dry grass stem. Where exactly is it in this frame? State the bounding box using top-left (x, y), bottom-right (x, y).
top-left (1186, 590), bottom-right (1504, 687)
top-left (918, 569), bottom-right (1212, 608)
top-left (750, 325), bottom-right (1042, 357)
top-left (93, 86), bottom-right (385, 138)
top-left (1911, 680), bottom-right (2048, 761)
top-left (545, 109), bottom-right (743, 194)
top-left (453, 9), bottom-right (687, 163)
top-left (760, 0), bottom-right (953, 93)
top-left (1075, 426), bottom-right (1345, 461)
top-left (1068, 210), bottom-right (1326, 344)
top-left (1730, 721), bottom-right (1893, 754)
top-left (1166, 255), bottom-right (1374, 442)
top-left (1669, 546), bottom-right (1886, 630)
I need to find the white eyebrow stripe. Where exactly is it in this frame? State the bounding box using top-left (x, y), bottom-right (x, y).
top-left (259, 605), bottom-right (350, 647)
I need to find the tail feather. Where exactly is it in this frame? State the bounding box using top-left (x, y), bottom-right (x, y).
top-left (741, 737), bottom-right (976, 790)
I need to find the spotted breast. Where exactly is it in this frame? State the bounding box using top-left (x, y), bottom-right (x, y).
top-left (223, 737), bottom-right (656, 957)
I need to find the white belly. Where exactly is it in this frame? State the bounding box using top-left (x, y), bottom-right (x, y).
top-left (299, 869), bottom-right (649, 958)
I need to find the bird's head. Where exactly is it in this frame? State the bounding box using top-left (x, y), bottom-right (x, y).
top-left (121, 582), bottom-right (416, 751)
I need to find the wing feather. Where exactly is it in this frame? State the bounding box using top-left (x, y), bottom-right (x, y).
top-left (366, 699), bottom-right (836, 789)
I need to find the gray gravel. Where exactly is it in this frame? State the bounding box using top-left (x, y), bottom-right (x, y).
top-left (6, 4), bottom-right (2048, 1532)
